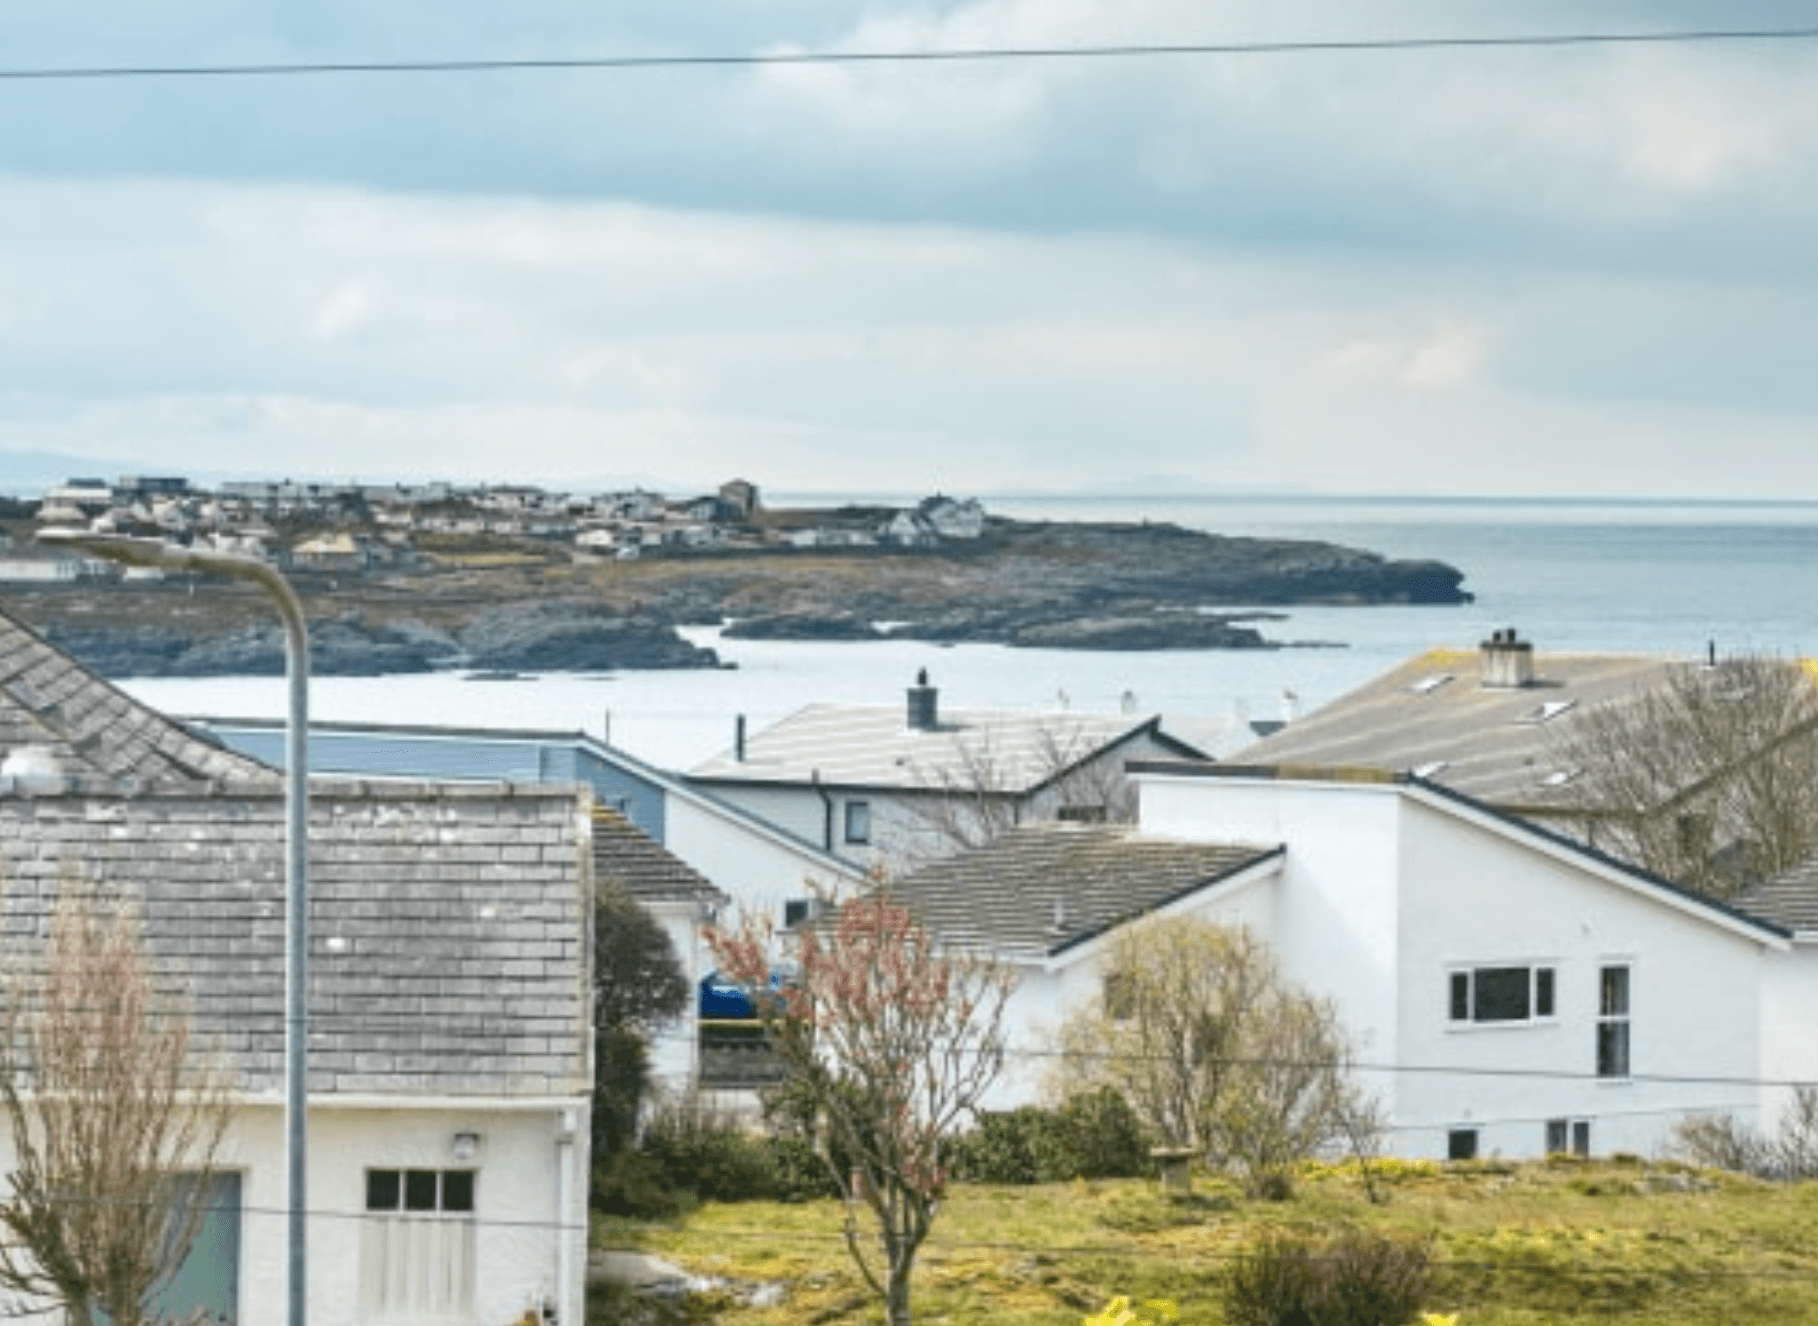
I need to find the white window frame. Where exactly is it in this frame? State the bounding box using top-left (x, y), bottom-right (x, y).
top-left (843, 799), bottom-right (872, 845)
top-left (1546, 1117), bottom-right (1592, 1157)
top-left (1447, 963), bottom-right (1557, 1027)
top-left (1597, 963), bottom-right (1632, 1080)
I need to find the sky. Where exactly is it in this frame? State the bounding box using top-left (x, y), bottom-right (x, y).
top-left (0, 2), bottom-right (1815, 499)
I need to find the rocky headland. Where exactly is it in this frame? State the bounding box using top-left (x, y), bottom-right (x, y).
top-left (10, 510), bottom-right (1469, 678)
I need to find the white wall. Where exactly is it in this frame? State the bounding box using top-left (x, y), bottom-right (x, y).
top-left (1394, 797), bottom-right (1764, 1160)
top-left (663, 793), bottom-right (862, 928)
top-left (1138, 772), bottom-right (1405, 1120)
top-left (230, 1099), bottom-right (588, 1326)
top-left (1759, 942), bottom-right (1818, 1134)
top-left (988, 866), bottom-right (1280, 1111)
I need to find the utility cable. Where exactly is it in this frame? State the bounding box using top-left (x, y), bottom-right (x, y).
top-left (0, 27), bottom-right (1814, 82)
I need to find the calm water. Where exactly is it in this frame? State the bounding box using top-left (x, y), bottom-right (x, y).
top-left (121, 496), bottom-right (1818, 770)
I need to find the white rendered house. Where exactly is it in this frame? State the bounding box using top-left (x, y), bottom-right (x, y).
top-left (0, 611), bottom-right (593, 1326)
top-left (893, 761), bottom-right (1798, 1160)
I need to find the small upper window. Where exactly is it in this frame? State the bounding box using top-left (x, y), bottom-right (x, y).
top-left (1449, 965), bottom-right (1555, 1024)
top-left (366, 1169), bottom-right (475, 1215)
top-left (844, 800), bottom-right (871, 845)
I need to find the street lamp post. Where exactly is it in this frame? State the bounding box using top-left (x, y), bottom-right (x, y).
top-left (40, 530), bottom-right (311, 1326)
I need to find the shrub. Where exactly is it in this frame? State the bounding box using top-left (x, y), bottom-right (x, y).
top-left (1225, 1229), bottom-right (1434, 1326)
top-left (592, 1147), bottom-right (692, 1220)
top-left (637, 1098), bottom-right (782, 1203)
top-left (1058, 1087), bottom-right (1156, 1178)
top-left (950, 1090), bottom-right (1155, 1185)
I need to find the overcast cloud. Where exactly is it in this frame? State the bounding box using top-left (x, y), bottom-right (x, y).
top-left (0, 1), bottom-right (1812, 497)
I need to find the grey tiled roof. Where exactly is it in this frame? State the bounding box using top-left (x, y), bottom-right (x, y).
top-left (1232, 644), bottom-right (1686, 810)
top-left (1738, 857), bottom-right (1818, 934)
top-left (690, 703), bottom-right (1185, 792)
top-left (0, 781), bottom-right (592, 1098)
top-left (592, 806), bottom-right (723, 905)
top-left (0, 611), bottom-right (275, 791)
top-left (886, 823), bottom-right (1281, 956)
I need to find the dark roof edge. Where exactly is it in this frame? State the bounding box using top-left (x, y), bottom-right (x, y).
top-left (1045, 844), bottom-right (1287, 958)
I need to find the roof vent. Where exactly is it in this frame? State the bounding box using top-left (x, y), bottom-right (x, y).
top-left (907, 670), bottom-right (939, 732)
top-left (1480, 627), bottom-right (1535, 689)
top-left (1, 745), bottom-right (67, 797)
top-left (1048, 897), bottom-right (1070, 935)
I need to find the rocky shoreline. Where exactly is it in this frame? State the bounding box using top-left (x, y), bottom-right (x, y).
top-left (10, 514), bottom-right (1469, 678)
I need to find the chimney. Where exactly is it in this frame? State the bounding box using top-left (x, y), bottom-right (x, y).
top-left (907, 670), bottom-right (939, 731)
top-left (1479, 627), bottom-right (1535, 689)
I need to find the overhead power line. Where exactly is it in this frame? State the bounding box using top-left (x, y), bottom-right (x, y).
top-left (0, 27), bottom-right (1815, 82)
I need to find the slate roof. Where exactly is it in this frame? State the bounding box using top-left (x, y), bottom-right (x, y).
top-left (690, 702), bottom-right (1198, 793)
top-left (0, 604), bottom-right (591, 1099)
top-left (592, 805), bottom-right (723, 906)
top-left (1737, 856), bottom-right (1818, 935)
top-left (1230, 643), bottom-right (1688, 811)
top-left (885, 822), bottom-right (1281, 957)
top-left (0, 611), bottom-right (276, 791)
top-left (0, 780), bottom-right (592, 1097)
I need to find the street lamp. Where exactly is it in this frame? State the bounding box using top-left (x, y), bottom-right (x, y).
top-left (39, 529), bottom-right (311, 1326)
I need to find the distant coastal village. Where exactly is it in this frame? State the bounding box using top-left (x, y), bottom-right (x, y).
top-left (0, 471), bottom-right (1470, 679)
top-left (7, 474), bottom-right (989, 579)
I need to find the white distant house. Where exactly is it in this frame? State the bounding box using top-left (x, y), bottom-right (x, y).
top-left (686, 675), bottom-right (1212, 870)
top-left (889, 760), bottom-right (1804, 1161)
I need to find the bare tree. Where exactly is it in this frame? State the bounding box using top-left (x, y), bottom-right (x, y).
top-left (1547, 654), bottom-right (1818, 897)
top-left (1673, 1084), bottom-right (1818, 1181)
top-left (709, 893), bottom-right (1013, 1326)
top-left (898, 719), bottom-right (1136, 862)
top-left (1051, 917), bottom-right (1376, 1198)
top-left (0, 883), bottom-right (233, 1326)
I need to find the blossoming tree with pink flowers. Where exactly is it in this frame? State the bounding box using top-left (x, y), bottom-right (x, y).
top-left (710, 892), bottom-right (1012, 1326)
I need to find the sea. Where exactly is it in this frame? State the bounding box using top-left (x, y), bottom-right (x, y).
top-left (115, 495), bottom-right (1818, 772)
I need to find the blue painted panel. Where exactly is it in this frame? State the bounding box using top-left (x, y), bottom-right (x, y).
top-left (201, 724), bottom-right (670, 842)
top-left (97, 1171), bottom-right (240, 1325)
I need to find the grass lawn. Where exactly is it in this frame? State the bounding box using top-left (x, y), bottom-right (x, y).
top-left (593, 1156), bottom-right (1818, 1324)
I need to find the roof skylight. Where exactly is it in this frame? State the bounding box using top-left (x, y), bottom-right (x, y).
top-left (1518, 699), bottom-right (1577, 725)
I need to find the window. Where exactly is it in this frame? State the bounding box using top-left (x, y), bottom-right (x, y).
top-left (1102, 971), bottom-right (1136, 1022)
top-left (1546, 1118), bottom-right (1592, 1157)
top-left (1449, 965), bottom-right (1556, 1024)
top-left (1447, 1128), bottom-right (1479, 1161)
top-left (843, 800), bottom-right (871, 845)
top-left (1598, 965), bottom-right (1631, 1079)
top-left (783, 897), bottom-right (824, 929)
top-left (361, 1169), bottom-right (476, 1322)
